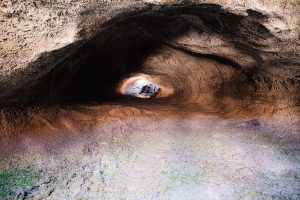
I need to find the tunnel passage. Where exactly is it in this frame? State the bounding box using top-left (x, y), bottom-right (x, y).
top-left (119, 75), bottom-right (161, 98)
top-left (0, 3), bottom-right (299, 116)
top-left (0, 3), bottom-right (299, 199)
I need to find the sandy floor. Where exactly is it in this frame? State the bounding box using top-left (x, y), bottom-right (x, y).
top-left (0, 104), bottom-right (299, 199)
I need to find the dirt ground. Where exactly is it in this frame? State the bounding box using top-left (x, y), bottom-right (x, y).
top-left (0, 103), bottom-right (299, 200)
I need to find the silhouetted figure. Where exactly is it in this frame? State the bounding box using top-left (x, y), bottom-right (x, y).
top-left (140, 85), bottom-right (152, 94)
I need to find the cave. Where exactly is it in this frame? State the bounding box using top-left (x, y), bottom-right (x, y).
top-left (0, 1), bottom-right (299, 199)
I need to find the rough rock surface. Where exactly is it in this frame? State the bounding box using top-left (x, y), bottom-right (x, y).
top-left (0, 0), bottom-right (299, 199)
top-left (0, 0), bottom-right (299, 102)
top-left (1, 105), bottom-right (300, 199)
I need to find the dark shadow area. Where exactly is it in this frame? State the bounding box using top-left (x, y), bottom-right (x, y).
top-left (0, 3), bottom-right (278, 107)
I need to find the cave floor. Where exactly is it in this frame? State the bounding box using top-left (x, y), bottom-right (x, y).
top-left (0, 104), bottom-right (299, 199)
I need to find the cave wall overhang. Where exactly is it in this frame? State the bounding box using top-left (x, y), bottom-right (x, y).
top-left (0, 0), bottom-right (299, 107)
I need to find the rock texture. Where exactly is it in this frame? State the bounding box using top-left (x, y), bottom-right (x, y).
top-left (1, 105), bottom-right (300, 199)
top-left (0, 0), bottom-right (299, 199)
top-left (0, 0), bottom-right (299, 105)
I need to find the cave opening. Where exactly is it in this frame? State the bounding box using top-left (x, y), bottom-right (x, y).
top-left (0, 3), bottom-right (298, 135)
top-left (2, 3), bottom-right (278, 108)
top-left (0, 2), bottom-right (299, 199)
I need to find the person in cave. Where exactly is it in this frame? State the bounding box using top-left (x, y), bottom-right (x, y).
top-left (140, 85), bottom-right (152, 94)
top-left (139, 84), bottom-right (159, 97)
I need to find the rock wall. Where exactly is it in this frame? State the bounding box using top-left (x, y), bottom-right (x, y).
top-left (0, 0), bottom-right (299, 120)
